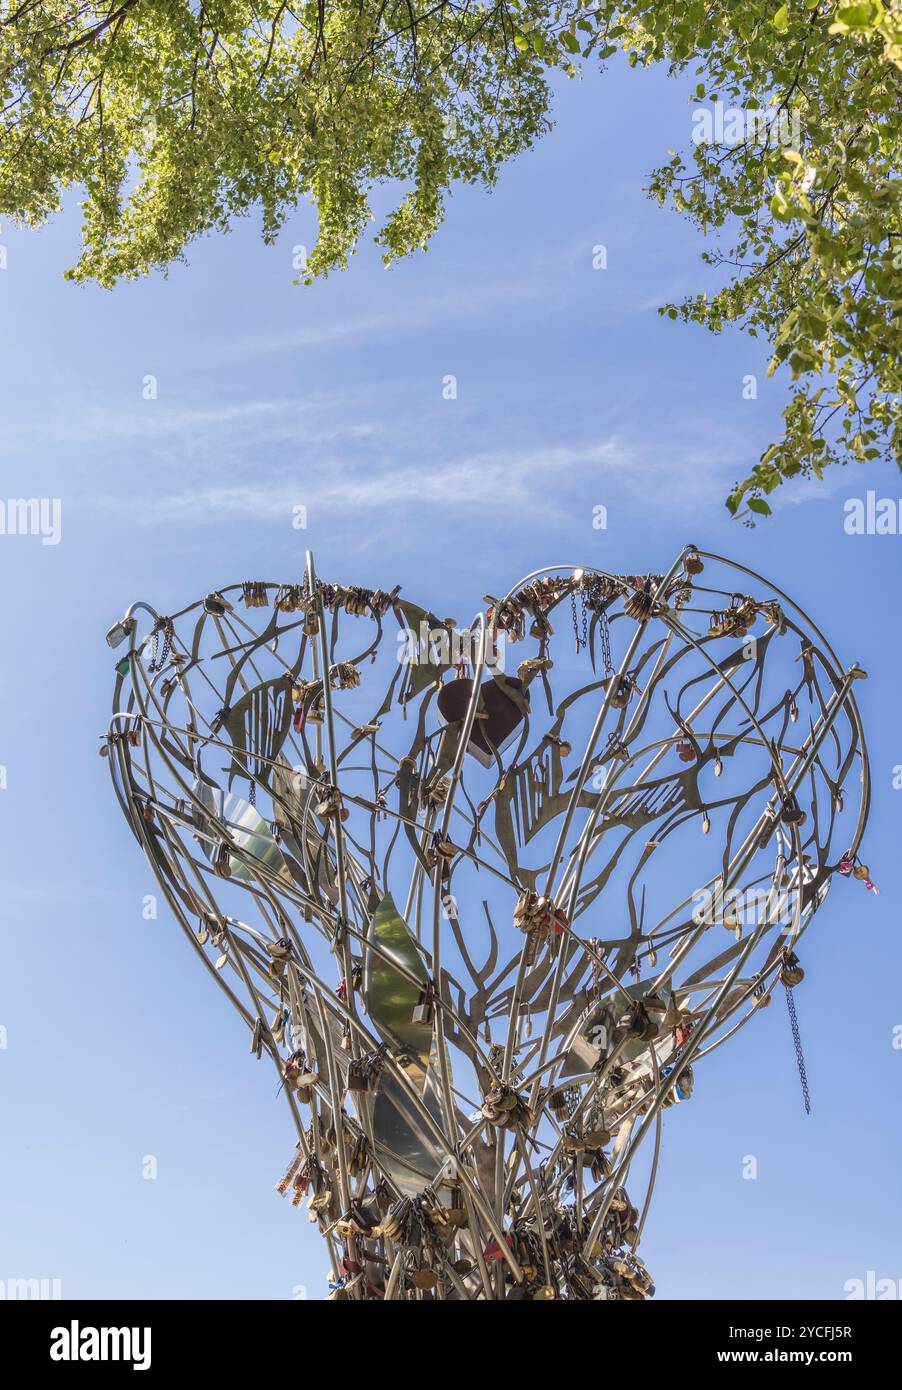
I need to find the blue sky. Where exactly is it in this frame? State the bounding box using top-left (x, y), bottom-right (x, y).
top-left (0, 55), bottom-right (899, 1301)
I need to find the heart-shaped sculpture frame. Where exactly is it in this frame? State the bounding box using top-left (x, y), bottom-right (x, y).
top-left (104, 547), bottom-right (870, 1301)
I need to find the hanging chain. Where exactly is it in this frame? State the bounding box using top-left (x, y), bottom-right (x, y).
top-left (147, 618), bottom-right (172, 673)
top-left (570, 589), bottom-right (580, 652)
top-left (600, 610), bottom-right (614, 676)
top-left (784, 984), bottom-right (811, 1114)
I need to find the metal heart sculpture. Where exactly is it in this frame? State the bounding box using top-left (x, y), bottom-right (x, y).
top-left (103, 549), bottom-right (871, 1301)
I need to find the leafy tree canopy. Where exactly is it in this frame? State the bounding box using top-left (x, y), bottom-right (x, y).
top-left (1, 1), bottom-right (899, 514)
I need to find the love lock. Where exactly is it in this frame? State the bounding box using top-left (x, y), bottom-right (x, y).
top-left (377, 1197), bottom-right (413, 1242)
top-left (623, 577), bottom-right (661, 622)
top-left (606, 673), bottom-right (634, 709)
top-left (752, 977), bottom-right (771, 1008)
top-left (346, 1046), bottom-right (387, 1093)
top-left (282, 1050), bottom-right (318, 1103)
top-left (481, 1082), bottom-right (532, 1130)
top-left (241, 580), bottom-right (269, 609)
top-left (316, 787), bottom-right (349, 823)
top-left (421, 777), bottom-right (450, 810)
top-left (549, 1088), bottom-right (570, 1121)
top-left (590, 1149), bottom-right (611, 1183)
top-left (411, 981), bottom-right (436, 1027)
top-left (212, 842), bottom-right (232, 879)
top-left (780, 950), bottom-right (805, 987)
top-left (265, 937), bottom-right (293, 977)
top-left (330, 661), bottom-right (361, 691)
top-left (348, 1133), bottom-right (369, 1174)
top-left (517, 654), bottom-right (554, 684)
top-left (528, 611), bottom-right (553, 640)
top-left (642, 991), bottom-right (669, 1029)
top-left (273, 583), bottom-right (305, 613)
top-left (487, 597), bottom-right (525, 641)
top-left (623, 1002), bottom-right (657, 1043)
top-left (780, 792), bottom-right (806, 826)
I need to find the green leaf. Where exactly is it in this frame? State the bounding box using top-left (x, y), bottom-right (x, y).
top-left (748, 497), bottom-right (773, 515)
top-left (835, 3), bottom-right (882, 29)
top-left (772, 5), bottom-right (790, 33)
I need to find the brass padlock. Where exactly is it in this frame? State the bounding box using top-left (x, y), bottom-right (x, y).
top-left (780, 950), bottom-right (805, 987)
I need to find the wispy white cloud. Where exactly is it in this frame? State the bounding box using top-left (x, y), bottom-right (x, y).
top-left (225, 258), bottom-right (669, 359)
top-left (778, 467), bottom-right (862, 508)
top-left (10, 395), bottom-right (380, 451)
top-left (94, 439), bottom-right (632, 524)
top-left (229, 279), bottom-right (552, 357)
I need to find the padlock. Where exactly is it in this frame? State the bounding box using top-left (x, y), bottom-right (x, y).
top-left (549, 1089), bottom-right (569, 1120)
top-left (346, 1057), bottom-right (370, 1091)
top-left (379, 1197), bottom-right (412, 1241)
top-left (203, 592), bottom-right (232, 616)
top-left (212, 841), bottom-right (232, 878)
top-left (607, 674), bottom-right (632, 709)
top-left (316, 789), bottom-right (349, 823)
top-left (752, 979), bottom-right (770, 1008)
top-left (625, 1003), bottom-right (652, 1040)
top-left (780, 793), bottom-right (806, 826)
top-left (412, 982), bottom-right (435, 1027)
top-left (624, 580), bottom-right (656, 621)
top-left (780, 950), bottom-right (805, 987)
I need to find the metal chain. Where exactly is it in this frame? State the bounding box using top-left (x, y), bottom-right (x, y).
top-left (147, 619), bottom-right (172, 673)
top-left (600, 611), bottom-right (614, 676)
top-left (784, 984), bottom-right (811, 1114)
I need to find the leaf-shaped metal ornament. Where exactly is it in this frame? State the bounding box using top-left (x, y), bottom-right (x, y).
top-left (224, 676), bottom-right (293, 791)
